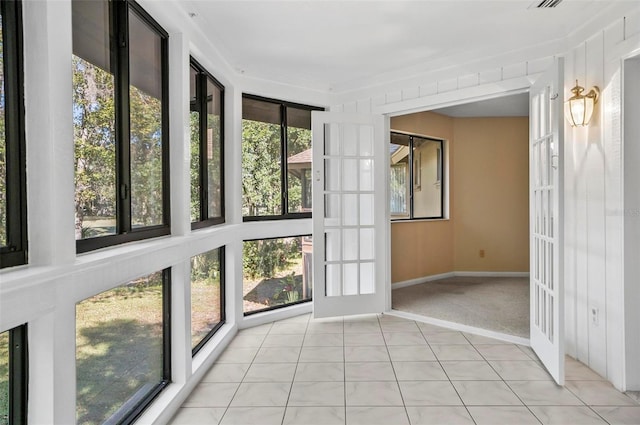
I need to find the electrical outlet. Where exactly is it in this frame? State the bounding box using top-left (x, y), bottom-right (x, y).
top-left (591, 307), bottom-right (599, 326)
top-left (479, 249), bottom-right (485, 258)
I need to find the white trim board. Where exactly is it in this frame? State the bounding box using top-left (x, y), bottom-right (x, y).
top-left (387, 309), bottom-right (530, 346)
top-left (392, 271), bottom-right (530, 290)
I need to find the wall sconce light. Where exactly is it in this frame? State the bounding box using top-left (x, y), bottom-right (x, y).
top-left (564, 80), bottom-right (599, 127)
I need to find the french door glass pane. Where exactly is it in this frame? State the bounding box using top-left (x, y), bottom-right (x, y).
top-left (189, 66), bottom-right (200, 223)
top-left (129, 8), bottom-right (164, 228)
top-left (287, 107), bottom-right (312, 213)
top-left (76, 271), bottom-right (165, 424)
top-left (207, 79), bottom-right (223, 219)
top-left (191, 248), bottom-right (223, 350)
top-left (242, 98), bottom-right (282, 216)
top-left (72, 0), bottom-right (116, 239)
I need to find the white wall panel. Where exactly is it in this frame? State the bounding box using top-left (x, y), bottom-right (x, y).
top-left (437, 77), bottom-right (458, 93)
top-left (502, 62), bottom-right (527, 80)
top-left (585, 33), bottom-right (608, 377)
top-left (419, 83), bottom-right (438, 97)
top-left (402, 87), bottom-right (420, 101)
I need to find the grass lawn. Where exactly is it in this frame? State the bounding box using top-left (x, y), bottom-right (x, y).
top-left (76, 275), bottom-right (164, 425)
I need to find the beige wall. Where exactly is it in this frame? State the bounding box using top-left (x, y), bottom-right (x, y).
top-left (390, 112), bottom-right (454, 283)
top-left (390, 112), bottom-right (529, 283)
top-left (452, 117), bottom-right (529, 272)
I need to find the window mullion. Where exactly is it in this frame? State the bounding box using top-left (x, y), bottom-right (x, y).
top-left (1, 0), bottom-right (27, 267)
top-left (280, 104), bottom-right (288, 216)
top-left (114, 1), bottom-right (131, 234)
top-left (8, 326), bottom-right (28, 425)
top-left (408, 136), bottom-right (414, 219)
top-left (162, 269), bottom-right (172, 380)
top-left (199, 72), bottom-right (208, 221)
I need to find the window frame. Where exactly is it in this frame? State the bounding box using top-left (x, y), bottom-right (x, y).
top-left (0, 0), bottom-right (27, 269)
top-left (2, 324), bottom-right (28, 425)
top-left (74, 0), bottom-right (170, 254)
top-left (189, 57), bottom-right (225, 230)
top-left (191, 246), bottom-right (225, 356)
top-left (241, 94), bottom-right (322, 222)
top-left (242, 234), bottom-right (312, 316)
top-left (390, 131), bottom-right (445, 221)
top-left (75, 268), bottom-right (171, 425)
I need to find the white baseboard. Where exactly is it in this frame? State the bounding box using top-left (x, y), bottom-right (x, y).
top-left (387, 309), bottom-right (530, 346)
top-left (391, 272), bottom-right (455, 289)
top-left (454, 271), bottom-right (530, 278)
top-left (392, 271), bottom-right (530, 289)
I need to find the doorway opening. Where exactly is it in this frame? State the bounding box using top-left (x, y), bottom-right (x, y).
top-left (389, 92), bottom-right (531, 340)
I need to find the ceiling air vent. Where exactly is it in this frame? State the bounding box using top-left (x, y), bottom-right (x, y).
top-left (534, 0), bottom-right (564, 8)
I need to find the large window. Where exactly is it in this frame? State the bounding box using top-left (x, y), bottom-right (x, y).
top-left (243, 236), bottom-right (312, 315)
top-left (0, 0), bottom-right (27, 269)
top-left (190, 58), bottom-right (224, 229)
top-left (390, 132), bottom-right (444, 220)
top-left (0, 325), bottom-right (27, 425)
top-left (76, 270), bottom-right (170, 424)
top-left (72, 0), bottom-right (169, 253)
top-left (242, 95), bottom-right (321, 220)
top-left (190, 247), bottom-right (224, 354)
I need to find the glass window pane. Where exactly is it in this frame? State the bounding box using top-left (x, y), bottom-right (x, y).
top-left (286, 107), bottom-right (312, 214)
top-left (129, 9), bottom-right (164, 228)
top-left (190, 66), bottom-right (200, 223)
top-left (0, 330), bottom-right (8, 424)
top-left (390, 133), bottom-right (409, 218)
top-left (0, 10), bottom-right (6, 248)
top-left (242, 98), bottom-right (282, 217)
top-left (76, 271), bottom-right (166, 424)
top-left (72, 0), bottom-right (117, 239)
top-left (207, 79), bottom-right (223, 219)
top-left (413, 138), bottom-right (443, 218)
top-left (243, 236), bottom-right (312, 314)
top-left (191, 248), bottom-right (223, 351)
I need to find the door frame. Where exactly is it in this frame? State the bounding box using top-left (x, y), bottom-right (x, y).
top-left (374, 77), bottom-right (535, 317)
top-left (623, 51), bottom-right (640, 391)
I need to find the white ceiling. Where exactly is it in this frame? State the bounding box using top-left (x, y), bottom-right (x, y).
top-left (181, 0), bottom-right (634, 93)
top-left (432, 92), bottom-right (530, 117)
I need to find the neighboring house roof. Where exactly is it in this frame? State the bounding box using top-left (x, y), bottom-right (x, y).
top-left (288, 148), bottom-right (312, 165)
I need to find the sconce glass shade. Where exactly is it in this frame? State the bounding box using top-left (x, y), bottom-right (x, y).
top-left (565, 80), bottom-right (599, 127)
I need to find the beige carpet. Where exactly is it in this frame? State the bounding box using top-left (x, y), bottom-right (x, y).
top-left (392, 276), bottom-right (529, 338)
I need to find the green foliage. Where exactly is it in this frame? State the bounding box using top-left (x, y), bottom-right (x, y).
top-left (0, 22), bottom-right (6, 247)
top-left (243, 238), bottom-right (301, 280)
top-left (241, 120), bottom-right (281, 216)
top-left (73, 55), bottom-right (165, 235)
top-left (191, 249), bottom-right (220, 283)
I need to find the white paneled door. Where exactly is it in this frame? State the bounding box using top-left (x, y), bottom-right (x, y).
top-left (530, 58), bottom-right (565, 385)
top-left (312, 112), bottom-right (387, 318)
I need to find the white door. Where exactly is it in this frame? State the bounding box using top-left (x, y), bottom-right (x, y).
top-left (312, 111), bottom-right (387, 318)
top-left (530, 58), bottom-right (565, 385)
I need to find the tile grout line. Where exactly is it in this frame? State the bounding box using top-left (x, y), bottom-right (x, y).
top-left (430, 328), bottom-right (478, 425)
top-left (378, 314), bottom-right (412, 425)
top-left (470, 334), bottom-right (544, 424)
top-left (217, 321), bottom-right (272, 425)
top-left (280, 313), bottom-right (311, 425)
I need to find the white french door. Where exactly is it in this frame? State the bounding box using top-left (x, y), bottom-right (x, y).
top-left (311, 111), bottom-right (387, 318)
top-left (529, 58), bottom-right (565, 385)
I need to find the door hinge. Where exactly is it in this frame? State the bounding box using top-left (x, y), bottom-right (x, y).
top-left (550, 93), bottom-right (559, 100)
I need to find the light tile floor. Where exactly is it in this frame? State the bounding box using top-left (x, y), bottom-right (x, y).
top-left (170, 314), bottom-right (640, 425)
